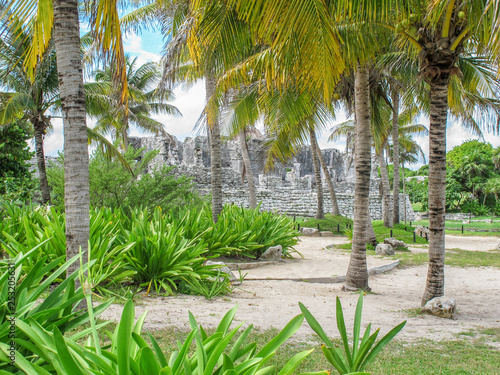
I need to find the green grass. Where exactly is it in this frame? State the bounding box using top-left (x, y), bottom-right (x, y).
top-left (295, 214), bottom-right (353, 234)
top-left (391, 248), bottom-right (500, 268)
top-left (411, 219), bottom-right (500, 233)
top-left (143, 326), bottom-right (500, 375)
top-left (372, 221), bottom-right (428, 246)
top-left (412, 202), bottom-right (424, 212)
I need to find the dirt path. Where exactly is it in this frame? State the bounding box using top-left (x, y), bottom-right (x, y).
top-left (100, 235), bottom-right (500, 342)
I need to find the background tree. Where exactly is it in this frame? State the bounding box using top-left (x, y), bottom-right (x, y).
top-left (86, 55), bottom-right (181, 147)
top-left (0, 18), bottom-right (59, 204)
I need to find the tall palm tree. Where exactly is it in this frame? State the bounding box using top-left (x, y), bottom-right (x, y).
top-left (0, 18), bottom-right (58, 204)
top-left (2, 0), bottom-right (132, 280)
top-left (86, 55), bottom-right (181, 147)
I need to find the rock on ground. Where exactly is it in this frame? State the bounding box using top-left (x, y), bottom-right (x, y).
top-left (300, 227), bottom-right (320, 236)
top-left (375, 243), bottom-right (395, 255)
top-left (384, 237), bottom-right (408, 250)
top-left (421, 297), bottom-right (457, 319)
top-left (259, 245), bottom-right (283, 260)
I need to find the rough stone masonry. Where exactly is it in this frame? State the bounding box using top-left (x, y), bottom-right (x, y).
top-left (128, 134), bottom-right (416, 220)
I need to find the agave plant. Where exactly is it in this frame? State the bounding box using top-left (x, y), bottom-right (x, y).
top-left (0, 247), bottom-right (113, 373)
top-left (5, 299), bottom-right (323, 375)
top-left (299, 293), bottom-right (406, 375)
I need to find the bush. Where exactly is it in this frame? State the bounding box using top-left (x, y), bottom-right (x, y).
top-left (47, 146), bottom-right (202, 213)
top-left (0, 124), bottom-right (36, 202)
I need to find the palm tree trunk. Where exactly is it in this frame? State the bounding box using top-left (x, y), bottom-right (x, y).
top-left (313, 134), bottom-right (341, 216)
top-left (238, 128), bottom-right (257, 209)
top-left (392, 87), bottom-right (400, 224)
top-left (34, 121), bottom-right (52, 205)
top-left (309, 127), bottom-right (324, 219)
top-left (52, 0), bottom-right (90, 279)
top-left (366, 215), bottom-right (377, 246)
top-left (377, 147), bottom-right (393, 227)
top-left (421, 77), bottom-right (449, 306)
top-left (206, 75), bottom-right (223, 223)
top-left (345, 63), bottom-right (371, 291)
top-left (402, 161), bottom-right (407, 223)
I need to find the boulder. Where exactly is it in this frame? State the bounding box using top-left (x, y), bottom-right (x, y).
top-left (205, 261), bottom-right (239, 284)
top-left (497, 243), bottom-right (500, 250)
top-left (319, 231), bottom-right (334, 237)
top-left (384, 237), bottom-right (408, 250)
top-left (259, 245), bottom-right (283, 260)
top-left (421, 297), bottom-right (456, 319)
top-left (414, 226), bottom-right (429, 237)
top-left (375, 243), bottom-right (394, 256)
top-left (300, 227), bottom-right (320, 236)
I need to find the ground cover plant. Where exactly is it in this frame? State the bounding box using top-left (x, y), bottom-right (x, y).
top-left (0, 202), bottom-right (298, 296)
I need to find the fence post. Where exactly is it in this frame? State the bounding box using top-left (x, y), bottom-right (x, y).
top-left (413, 232), bottom-right (416, 243)
top-left (317, 224), bottom-right (320, 231)
top-left (462, 225), bottom-right (464, 234)
top-left (425, 232), bottom-right (428, 241)
top-left (410, 221), bottom-right (412, 227)
top-left (405, 226), bottom-right (407, 231)
top-left (293, 215), bottom-right (296, 222)
top-left (337, 224), bottom-right (340, 233)
top-left (298, 224), bottom-right (300, 232)
top-left (390, 229), bottom-right (393, 238)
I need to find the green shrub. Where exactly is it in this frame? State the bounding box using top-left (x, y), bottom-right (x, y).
top-left (6, 301), bottom-right (315, 375)
top-left (122, 208), bottom-right (213, 294)
top-left (0, 249), bottom-right (113, 373)
top-left (47, 146), bottom-right (202, 213)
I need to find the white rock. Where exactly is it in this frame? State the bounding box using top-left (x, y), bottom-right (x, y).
top-left (205, 261), bottom-right (238, 283)
top-left (259, 245), bottom-right (283, 260)
top-left (421, 297), bottom-right (456, 319)
top-left (300, 227), bottom-right (320, 236)
top-left (375, 243), bottom-right (394, 255)
top-left (384, 237), bottom-right (408, 250)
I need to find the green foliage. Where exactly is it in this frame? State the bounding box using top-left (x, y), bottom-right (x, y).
top-left (0, 250), bottom-right (113, 373)
top-left (300, 293), bottom-right (406, 374)
top-left (47, 146), bottom-right (200, 212)
top-left (123, 208), bottom-right (212, 294)
top-left (6, 300), bottom-right (314, 375)
top-left (0, 202), bottom-right (298, 296)
top-left (0, 124), bottom-right (36, 202)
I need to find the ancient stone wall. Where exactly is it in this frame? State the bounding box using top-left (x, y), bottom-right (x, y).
top-left (123, 135), bottom-right (416, 220)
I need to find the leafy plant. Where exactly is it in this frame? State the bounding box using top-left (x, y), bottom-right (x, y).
top-left (299, 293), bottom-right (406, 374)
top-left (6, 300), bottom-right (319, 375)
top-left (183, 271), bottom-right (233, 300)
top-left (123, 208), bottom-right (213, 294)
top-left (0, 248), bottom-right (113, 373)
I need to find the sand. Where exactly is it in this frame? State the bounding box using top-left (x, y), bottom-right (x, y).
top-left (99, 235), bottom-right (500, 342)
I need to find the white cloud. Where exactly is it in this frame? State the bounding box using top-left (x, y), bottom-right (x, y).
top-left (123, 33), bottom-right (161, 66)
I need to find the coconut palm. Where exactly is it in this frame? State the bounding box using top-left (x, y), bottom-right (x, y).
top-left (86, 55), bottom-right (181, 147)
top-left (0, 19), bottom-right (58, 204)
top-left (2, 0), bottom-right (133, 280)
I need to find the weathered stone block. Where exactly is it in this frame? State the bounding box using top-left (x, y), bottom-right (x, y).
top-left (421, 297), bottom-right (456, 319)
top-left (375, 244), bottom-right (394, 255)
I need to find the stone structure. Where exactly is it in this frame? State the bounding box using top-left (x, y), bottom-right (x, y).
top-left (129, 135), bottom-right (415, 220)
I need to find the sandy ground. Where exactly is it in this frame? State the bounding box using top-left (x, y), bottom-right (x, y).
top-left (100, 235), bottom-right (500, 343)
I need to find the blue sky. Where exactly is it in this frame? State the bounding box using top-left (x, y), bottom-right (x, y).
top-left (42, 29), bottom-right (500, 170)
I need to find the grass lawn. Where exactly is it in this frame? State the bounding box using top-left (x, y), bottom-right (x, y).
top-left (144, 326), bottom-right (500, 375)
top-left (390, 248), bottom-right (500, 268)
top-left (411, 219), bottom-right (500, 234)
top-left (294, 214), bottom-right (353, 234)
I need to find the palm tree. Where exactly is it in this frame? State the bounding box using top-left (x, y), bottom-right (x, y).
top-left (0, 19), bottom-right (58, 204)
top-left (3, 0), bottom-right (132, 281)
top-left (86, 55), bottom-right (181, 147)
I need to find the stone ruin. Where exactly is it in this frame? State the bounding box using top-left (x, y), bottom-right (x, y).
top-left (129, 135), bottom-right (416, 220)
